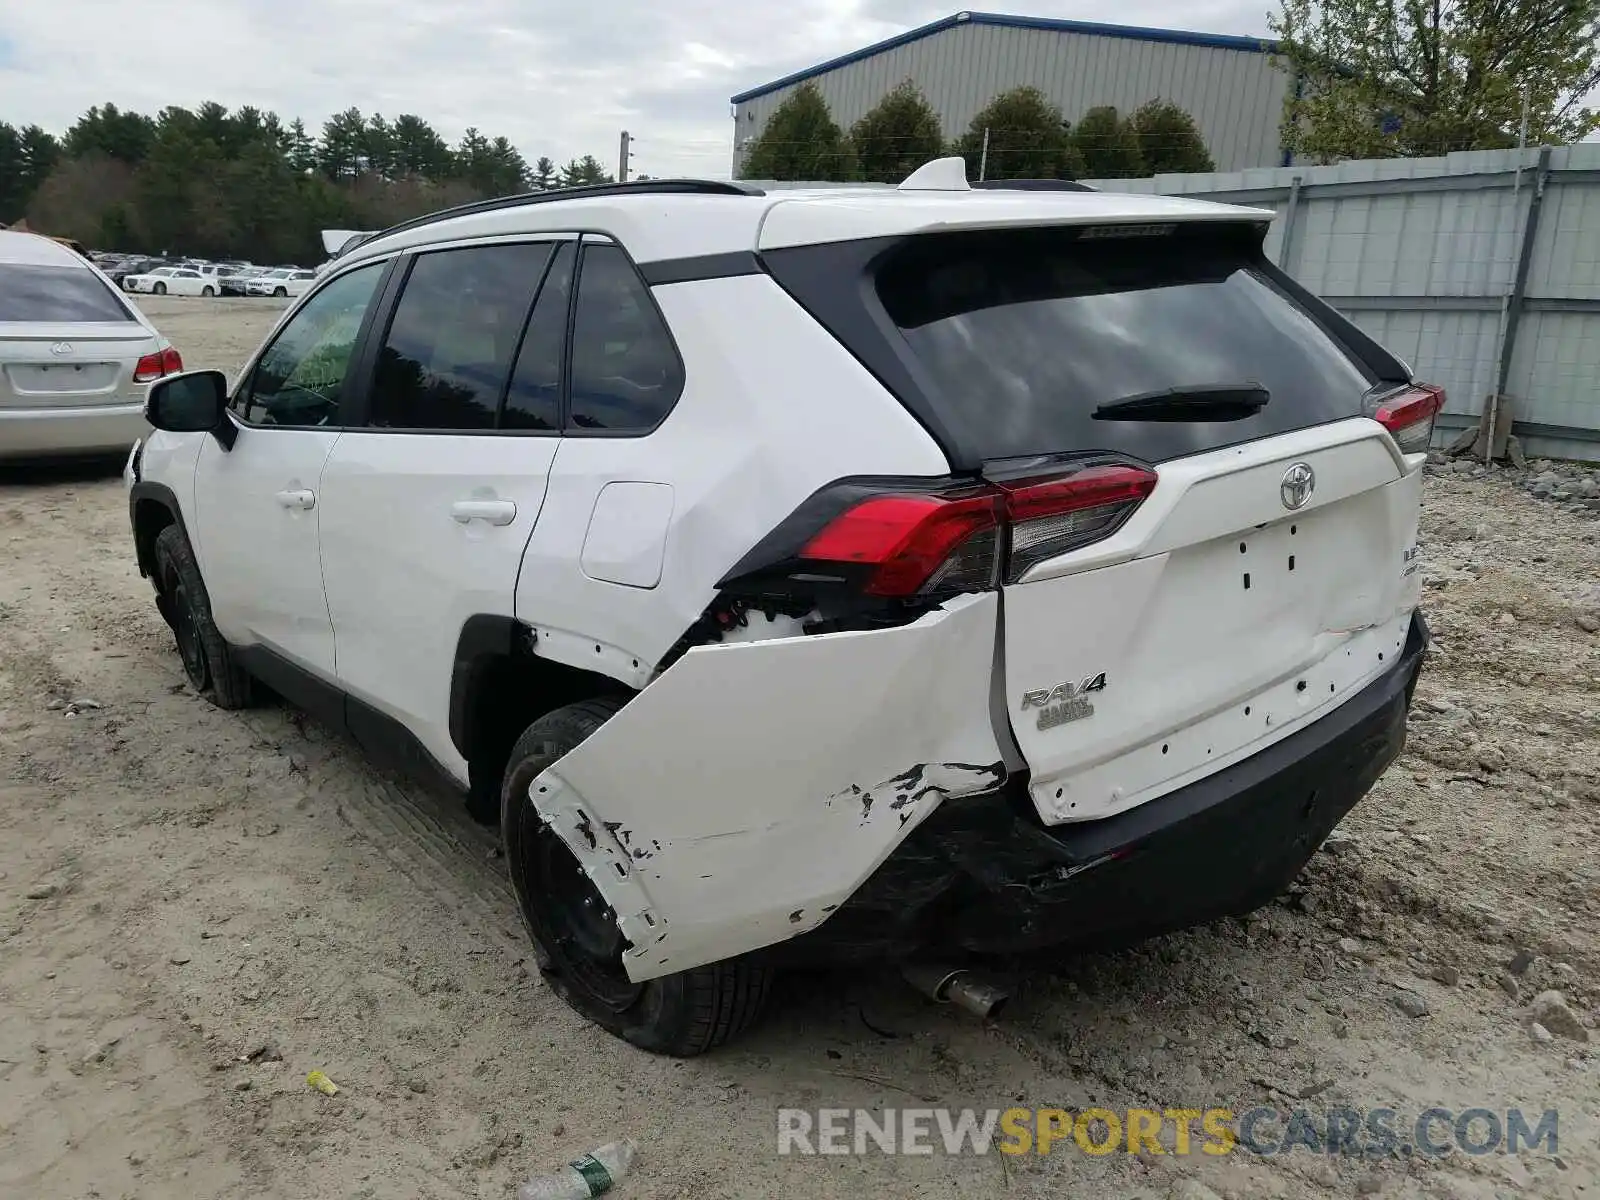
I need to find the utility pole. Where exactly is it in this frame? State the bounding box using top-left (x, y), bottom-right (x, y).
top-left (979, 127), bottom-right (990, 182)
top-left (618, 130), bottom-right (633, 183)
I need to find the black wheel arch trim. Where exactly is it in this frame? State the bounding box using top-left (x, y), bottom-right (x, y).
top-left (129, 480), bottom-right (191, 581)
top-left (449, 613), bottom-right (528, 760)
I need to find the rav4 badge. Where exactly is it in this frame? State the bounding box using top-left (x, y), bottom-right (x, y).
top-left (1021, 673), bottom-right (1106, 730)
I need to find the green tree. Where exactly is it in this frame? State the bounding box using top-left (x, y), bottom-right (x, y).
top-left (486, 136), bottom-right (530, 193)
top-left (363, 113), bottom-right (396, 178)
top-left (740, 82), bottom-right (854, 180)
top-left (0, 124), bottom-right (28, 221)
top-left (319, 107), bottom-right (367, 179)
top-left (1271, 0), bottom-right (1600, 159)
top-left (558, 155), bottom-right (611, 186)
top-left (390, 114), bottom-right (453, 180)
top-left (1130, 100), bottom-right (1216, 174)
top-left (1071, 105), bottom-right (1145, 178)
top-left (280, 118), bottom-right (318, 174)
top-left (953, 87), bottom-right (1085, 180)
top-left (849, 80), bottom-right (944, 182)
top-left (530, 156), bottom-right (557, 189)
top-left (24, 152), bottom-right (136, 244)
top-left (62, 103), bottom-right (154, 165)
top-left (9, 100), bottom-right (557, 259)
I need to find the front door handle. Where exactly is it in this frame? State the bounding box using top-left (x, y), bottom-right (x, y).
top-left (451, 499), bottom-right (517, 526)
top-left (275, 488), bottom-right (316, 510)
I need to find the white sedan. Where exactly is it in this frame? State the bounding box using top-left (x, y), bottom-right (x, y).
top-left (0, 230), bottom-right (183, 460)
top-left (123, 267), bottom-right (217, 297)
top-left (244, 268), bottom-right (317, 298)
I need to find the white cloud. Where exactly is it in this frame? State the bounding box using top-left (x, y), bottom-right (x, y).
top-left (0, 0), bottom-right (1272, 177)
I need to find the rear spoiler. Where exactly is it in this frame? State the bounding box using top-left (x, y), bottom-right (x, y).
top-left (321, 229), bottom-right (378, 258)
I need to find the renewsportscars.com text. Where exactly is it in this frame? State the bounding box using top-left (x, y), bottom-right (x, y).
top-left (776, 1106), bottom-right (1559, 1158)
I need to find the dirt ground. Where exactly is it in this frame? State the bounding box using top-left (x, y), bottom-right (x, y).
top-left (2, 295), bottom-right (1598, 1200)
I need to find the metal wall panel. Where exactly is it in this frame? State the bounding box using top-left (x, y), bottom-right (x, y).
top-left (732, 23), bottom-right (1289, 175)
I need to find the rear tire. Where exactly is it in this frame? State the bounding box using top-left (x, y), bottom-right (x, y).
top-left (153, 282), bottom-right (166, 295)
top-left (152, 525), bottom-right (254, 710)
top-left (502, 699), bottom-right (773, 1056)
top-left (202, 285), bottom-right (215, 297)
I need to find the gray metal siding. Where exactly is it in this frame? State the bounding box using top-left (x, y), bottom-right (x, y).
top-left (732, 24), bottom-right (1288, 175)
top-left (1085, 145), bottom-right (1600, 457)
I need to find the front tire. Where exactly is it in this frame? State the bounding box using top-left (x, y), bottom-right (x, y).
top-left (502, 699), bottom-right (773, 1056)
top-left (273, 287), bottom-right (287, 297)
top-left (152, 525), bottom-right (253, 709)
top-left (153, 282), bottom-right (166, 295)
top-left (202, 285), bottom-right (215, 297)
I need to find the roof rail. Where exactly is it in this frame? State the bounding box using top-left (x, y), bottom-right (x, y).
top-left (971, 179), bottom-right (1098, 192)
top-left (362, 179), bottom-right (768, 247)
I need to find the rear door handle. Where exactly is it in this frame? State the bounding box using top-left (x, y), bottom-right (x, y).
top-left (451, 499), bottom-right (517, 526)
top-left (275, 488), bottom-right (316, 510)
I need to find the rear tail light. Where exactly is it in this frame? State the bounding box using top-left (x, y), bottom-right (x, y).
top-left (799, 490), bottom-right (1002, 596)
top-left (133, 346), bottom-right (183, 383)
top-left (788, 463), bottom-right (1158, 598)
top-left (1002, 466), bottom-right (1159, 580)
top-left (1372, 384), bottom-right (1444, 455)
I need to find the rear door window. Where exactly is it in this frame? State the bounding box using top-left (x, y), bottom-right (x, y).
top-left (369, 242), bottom-right (553, 432)
top-left (874, 223), bottom-right (1384, 464)
top-left (0, 264), bottom-right (133, 322)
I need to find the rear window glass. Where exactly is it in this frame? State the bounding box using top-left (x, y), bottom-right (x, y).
top-left (0, 264), bottom-right (133, 323)
top-left (875, 224), bottom-right (1379, 463)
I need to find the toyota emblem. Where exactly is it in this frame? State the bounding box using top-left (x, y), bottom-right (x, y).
top-left (1280, 462), bottom-right (1315, 510)
top-left (49, 342), bottom-right (73, 356)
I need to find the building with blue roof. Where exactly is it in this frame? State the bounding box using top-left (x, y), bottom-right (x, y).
top-left (730, 11), bottom-right (1289, 175)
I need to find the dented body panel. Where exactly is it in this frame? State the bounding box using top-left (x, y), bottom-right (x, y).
top-left (1000, 422), bottom-right (1426, 824)
top-left (528, 593), bottom-right (1005, 981)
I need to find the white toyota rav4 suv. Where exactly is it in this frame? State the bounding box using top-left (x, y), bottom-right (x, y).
top-left (125, 161), bottom-right (1436, 1056)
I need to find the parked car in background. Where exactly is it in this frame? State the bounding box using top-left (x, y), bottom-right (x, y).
top-left (244, 268), bottom-right (316, 297)
top-left (0, 230), bottom-right (183, 460)
top-left (218, 266), bottom-right (268, 296)
top-left (124, 266), bottom-right (217, 297)
top-left (108, 257), bottom-right (168, 288)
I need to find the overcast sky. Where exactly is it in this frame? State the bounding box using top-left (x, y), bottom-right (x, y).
top-left (0, 0), bottom-right (1272, 177)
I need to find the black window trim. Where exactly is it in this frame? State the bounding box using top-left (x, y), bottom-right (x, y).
top-left (336, 235), bottom-right (572, 437)
top-left (227, 255), bottom-right (401, 432)
top-left (561, 232), bottom-right (688, 439)
top-left (239, 229), bottom-right (689, 439)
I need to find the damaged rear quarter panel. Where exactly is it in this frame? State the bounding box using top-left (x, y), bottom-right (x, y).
top-left (528, 592), bottom-right (1005, 981)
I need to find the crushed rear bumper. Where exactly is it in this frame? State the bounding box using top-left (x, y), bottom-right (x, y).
top-left (772, 609), bottom-right (1429, 965)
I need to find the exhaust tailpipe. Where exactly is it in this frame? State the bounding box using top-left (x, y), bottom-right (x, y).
top-left (902, 963), bottom-right (1010, 1020)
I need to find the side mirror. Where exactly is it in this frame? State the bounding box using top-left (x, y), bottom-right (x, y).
top-left (145, 370), bottom-right (233, 447)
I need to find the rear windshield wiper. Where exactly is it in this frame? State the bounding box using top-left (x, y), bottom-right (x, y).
top-left (1093, 383), bottom-right (1269, 422)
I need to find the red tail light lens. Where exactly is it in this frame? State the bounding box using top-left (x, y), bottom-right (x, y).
top-left (794, 463), bottom-right (1158, 597)
top-left (133, 346), bottom-right (184, 384)
top-left (1373, 384), bottom-right (1444, 455)
top-left (799, 491), bottom-right (1002, 597)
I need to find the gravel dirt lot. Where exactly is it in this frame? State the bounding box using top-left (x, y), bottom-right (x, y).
top-left (2, 295), bottom-right (1598, 1200)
